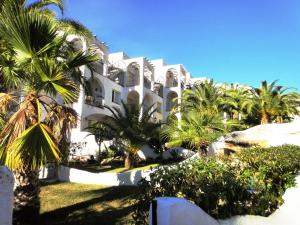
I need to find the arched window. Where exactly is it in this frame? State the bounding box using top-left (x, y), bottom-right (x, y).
top-left (127, 91), bottom-right (140, 106)
top-left (166, 69), bottom-right (178, 88)
top-left (127, 62), bottom-right (140, 86)
top-left (85, 78), bottom-right (105, 108)
top-left (143, 94), bottom-right (153, 109)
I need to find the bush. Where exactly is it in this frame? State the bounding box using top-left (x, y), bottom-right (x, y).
top-left (107, 145), bottom-right (119, 158)
top-left (133, 145), bottom-right (300, 224)
top-left (97, 145), bottom-right (119, 161)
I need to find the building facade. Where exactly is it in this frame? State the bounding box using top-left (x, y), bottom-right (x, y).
top-left (69, 37), bottom-right (203, 155)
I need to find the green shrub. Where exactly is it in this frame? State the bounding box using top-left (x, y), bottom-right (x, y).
top-left (107, 145), bottom-right (119, 158)
top-left (133, 145), bottom-right (300, 224)
top-left (97, 145), bottom-right (119, 160)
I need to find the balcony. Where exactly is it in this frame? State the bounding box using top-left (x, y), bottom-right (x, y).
top-left (127, 76), bottom-right (140, 87)
top-left (91, 61), bottom-right (104, 75)
top-left (153, 82), bottom-right (163, 98)
top-left (127, 62), bottom-right (140, 87)
top-left (181, 81), bottom-right (185, 89)
top-left (85, 95), bottom-right (104, 108)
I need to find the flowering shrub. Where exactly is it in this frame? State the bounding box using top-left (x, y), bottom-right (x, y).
top-left (133, 145), bottom-right (300, 224)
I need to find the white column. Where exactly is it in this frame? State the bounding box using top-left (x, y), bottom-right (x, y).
top-left (0, 166), bottom-right (14, 225)
top-left (73, 37), bottom-right (87, 130)
top-left (139, 60), bottom-right (145, 104)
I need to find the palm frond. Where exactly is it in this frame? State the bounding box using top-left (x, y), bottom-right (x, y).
top-left (26, 0), bottom-right (64, 13)
top-left (59, 19), bottom-right (94, 41)
top-left (4, 122), bottom-right (61, 169)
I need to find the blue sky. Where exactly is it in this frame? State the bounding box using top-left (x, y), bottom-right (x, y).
top-left (59, 0), bottom-right (300, 89)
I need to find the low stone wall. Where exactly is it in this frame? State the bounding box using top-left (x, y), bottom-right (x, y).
top-left (149, 175), bottom-right (300, 225)
top-left (149, 197), bottom-right (219, 225)
top-left (39, 163), bottom-right (56, 180)
top-left (0, 166), bottom-right (14, 225)
top-left (58, 165), bottom-right (152, 186)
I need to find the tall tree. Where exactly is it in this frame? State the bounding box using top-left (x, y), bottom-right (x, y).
top-left (161, 111), bottom-right (227, 154)
top-left (0, 0), bottom-right (98, 223)
top-left (103, 101), bottom-right (161, 169)
top-left (181, 80), bottom-right (225, 114)
top-left (248, 80), bottom-right (300, 124)
top-left (222, 84), bottom-right (252, 121)
top-left (86, 122), bottom-right (115, 154)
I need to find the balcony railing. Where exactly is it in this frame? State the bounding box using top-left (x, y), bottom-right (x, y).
top-left (181, 81), bottom-right (184, 89)
top-left (153, 82), bottom-right (163, 98)
top-left (166, 101), bottom-right (177, 112)
top-left (85, 95), bottom-right (104, 108)
top-left (127, 78), bottom-right (140, 87)
top-left (92, 61), bottom-right (104, 75)
top-left (166, 79), bottom-right (178, 88)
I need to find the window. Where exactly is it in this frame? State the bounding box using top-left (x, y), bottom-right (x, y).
top-left (112, 90), bottom-right (121, 104)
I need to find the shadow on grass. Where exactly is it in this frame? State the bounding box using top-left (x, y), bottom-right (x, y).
top-left (39, 185), bottom-right (140, 225)
top-left (40, 205), bottom-right (136, 225)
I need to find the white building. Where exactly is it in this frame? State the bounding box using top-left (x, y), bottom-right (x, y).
top-left (69, 37), bottom-right (204, 155)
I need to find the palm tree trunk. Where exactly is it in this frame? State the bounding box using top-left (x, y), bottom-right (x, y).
top-left (199, 142), bottom-right (209, 156)
top-left (124, 153), bottom-right (136, 169)
top-left (238, 112), bottom-right (242, 121)
top-left (13, 167), bottom-right (40, 225)
top-left (261, 113), bottom-right (270, 124)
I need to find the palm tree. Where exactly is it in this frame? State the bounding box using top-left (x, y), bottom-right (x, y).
top-left (86, 122), bottom-right (115, 154)
top-left (222, 84), bottom-right (252, 121)
top-left (161, 111), bottom-right (227, 154)
top-left (181, 80), bottom-right (225, 114)
top-left (248, 80), bottom-right (300, 124)
top-left (0, 1), bottom-right (98, 223)
top-left (103, 101), bottom-right (161, 169)
top-left (46, 104), bottom-right (78, 162)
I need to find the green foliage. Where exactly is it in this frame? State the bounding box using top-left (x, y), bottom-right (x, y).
top-left (222, 84), bottom-right (253, 122)
top-left (134, 145), bottom-right (300, 224)
top-left (247, 80), bottom-right (300, 124)
top-left (102, 145), bottom-right (119, 159)
top-left (180, 80), bottom-right (300, 128)
top-left (103, 101), bottom-right (161, 156)
top-left (181, 79), bottom-right (224, 114)
top-left (86, 122), bottom-right (115, 151)
top-left (161, 111), bottom-right (228, 153)
top-left (0, 0), bottom-right (98, 170)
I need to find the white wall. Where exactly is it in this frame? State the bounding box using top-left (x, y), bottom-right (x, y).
top-left (149, 197), bottom-right (220, 225)
top-left (0, 166), bottom-right (14, 225)
top-left (58, 165), bottom-right (152, 186)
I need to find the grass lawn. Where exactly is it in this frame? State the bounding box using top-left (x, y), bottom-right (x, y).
top-left (39, 182), bottom-right (141, 225)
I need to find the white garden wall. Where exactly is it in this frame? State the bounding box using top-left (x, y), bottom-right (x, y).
top-left (0, 166), bottom-right (14, 225)
top-left (58, 165), bottom-right (152, 186)
top-left (149, 175), bottom-right (300, 225)
top-left (149, 197), bottom-right (219, 225)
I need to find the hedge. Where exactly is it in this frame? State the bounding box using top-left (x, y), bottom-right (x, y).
top-left (133, 145), bottom-right (300, 224)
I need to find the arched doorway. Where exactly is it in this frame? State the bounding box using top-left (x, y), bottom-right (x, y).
top-left (127, 62), bottom-right (140, 86)
top-left (143, 94), bottom-right (153, 110)
top-left (166, 68), bottom-right (178, 88)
